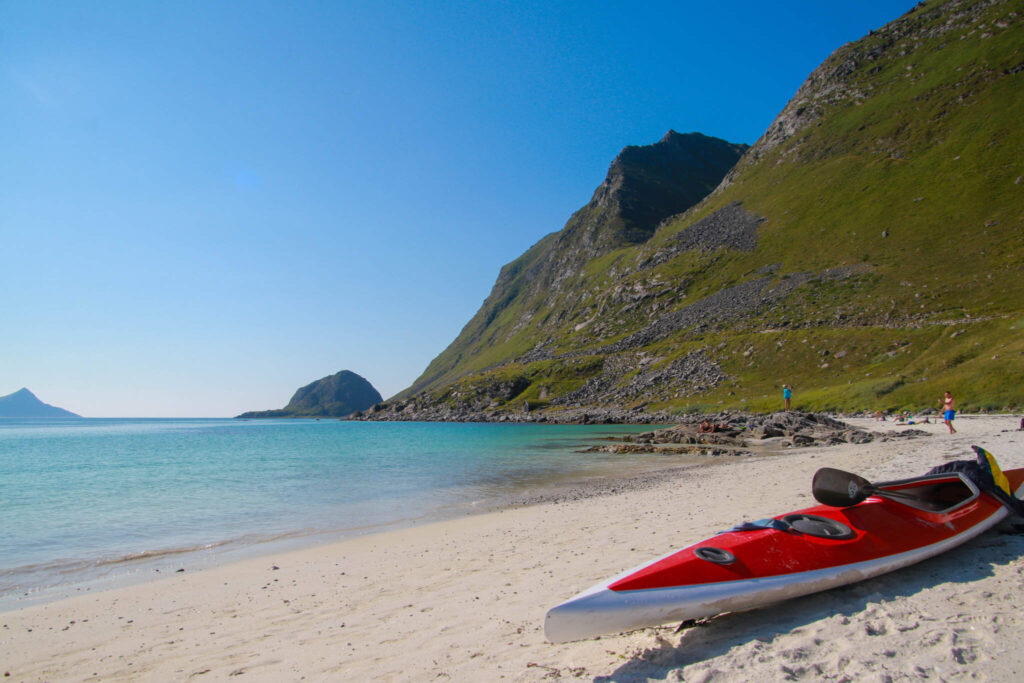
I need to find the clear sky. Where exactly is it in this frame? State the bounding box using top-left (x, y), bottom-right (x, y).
top-left (1, 0), bottom-right (916, 417)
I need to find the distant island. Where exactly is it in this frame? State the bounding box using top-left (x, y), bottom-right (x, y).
top-left (237, 370), bottom-right (383, 418)
top-left (0, 388), bottom-right (81, 418)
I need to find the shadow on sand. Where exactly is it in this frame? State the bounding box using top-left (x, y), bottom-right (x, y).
top-left (592, 526), bottom-right (1024, 682)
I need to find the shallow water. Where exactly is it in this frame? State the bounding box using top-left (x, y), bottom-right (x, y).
top-left (0, 418), bottom-right (682, 602)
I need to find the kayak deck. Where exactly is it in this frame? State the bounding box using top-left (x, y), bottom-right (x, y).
top-left (611, 471), bottom-right (1004, 592)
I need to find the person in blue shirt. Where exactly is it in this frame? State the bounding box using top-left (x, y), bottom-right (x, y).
top-left (783, 384), bottom-right (793, 411)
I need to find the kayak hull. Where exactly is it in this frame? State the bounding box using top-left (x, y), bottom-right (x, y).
top-left (545, 467), bottom-right (1024, 643)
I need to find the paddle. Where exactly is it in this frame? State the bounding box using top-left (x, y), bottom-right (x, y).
top-left (812, 467), bottom-right (925, 507)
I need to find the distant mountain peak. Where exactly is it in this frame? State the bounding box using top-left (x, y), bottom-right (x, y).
top-left (0, 388), bottom-right (81, 418)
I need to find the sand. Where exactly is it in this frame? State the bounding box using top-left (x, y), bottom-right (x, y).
top-left (2, 415), bottom-right (1023, 681)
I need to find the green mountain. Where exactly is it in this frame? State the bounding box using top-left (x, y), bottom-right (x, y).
top-left (375, 0), bottom-right (1024, 420)
top-left (238, 370), bottom-right (382, 418)
top-left (0, 388), bottom-right (80, 418)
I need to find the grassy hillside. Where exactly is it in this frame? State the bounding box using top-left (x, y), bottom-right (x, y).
top-left (385, 0), bottom-right (1023, 418)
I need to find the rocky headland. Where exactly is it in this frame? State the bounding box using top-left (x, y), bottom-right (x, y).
top-left (238, 370), bottom-right (382, 418)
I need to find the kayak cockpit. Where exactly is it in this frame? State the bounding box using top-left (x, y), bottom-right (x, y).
top-left (875, 473), bottom-right (980, 514)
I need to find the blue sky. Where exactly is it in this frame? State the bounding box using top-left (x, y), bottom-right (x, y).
top-left (1, 0), bottom-right (916, 417)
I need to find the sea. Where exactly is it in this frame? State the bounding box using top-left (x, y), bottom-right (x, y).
top-left (0, 417), bottom-right (682, 608)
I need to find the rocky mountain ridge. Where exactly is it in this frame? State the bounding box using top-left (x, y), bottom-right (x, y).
top-left (399, 131), bottom-right (748, 400)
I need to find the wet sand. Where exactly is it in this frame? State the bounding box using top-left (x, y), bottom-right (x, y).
top-left (2, 415), bottom-right (1023, 681)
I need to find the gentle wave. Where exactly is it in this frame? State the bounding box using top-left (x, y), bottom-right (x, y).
top-left (1, 540), bottom-right (242, 595)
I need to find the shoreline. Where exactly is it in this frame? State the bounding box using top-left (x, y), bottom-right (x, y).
top-left (0, 423), bottom-right (696, 614)
top-left (0, 420), bottom-right (675, 612)
top-left (3, 416), bottom-right (1023, 680)
top-left (0, 458), bottom-right (713, 616)
top-left (0, 410), bottom-right (848, 612)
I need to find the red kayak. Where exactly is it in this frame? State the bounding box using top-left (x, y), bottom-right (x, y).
top-left (545, 447), bottom-right (1024, 643)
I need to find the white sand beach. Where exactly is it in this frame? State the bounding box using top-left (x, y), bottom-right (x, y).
top-left (3, 415), bottom-right (1024, 681)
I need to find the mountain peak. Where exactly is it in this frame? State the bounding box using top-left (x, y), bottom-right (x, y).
top-left (658, 129), bottom-right (717, 146)
top-left (594, 132), bottom-right (750, 245)
top-left (398, 131), bottom-right (749, 398)
top-left (0, 388), bottom-right (81, 418)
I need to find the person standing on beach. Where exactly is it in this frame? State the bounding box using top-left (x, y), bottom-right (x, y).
top-left (941, 391), bottom-right (957, 434)
top-left (782, 384), bottom-right (792, 411)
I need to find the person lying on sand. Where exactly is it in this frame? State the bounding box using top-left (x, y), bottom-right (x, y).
top-left (698, 420), bottom-right (729, 434)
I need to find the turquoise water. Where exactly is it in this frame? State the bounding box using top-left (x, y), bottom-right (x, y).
top-left (0, 418), bottom-right (671, 602)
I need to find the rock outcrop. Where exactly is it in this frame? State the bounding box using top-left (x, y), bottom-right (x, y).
top-left (584, 412), bottom-right (897, 455)
top-left (238, 370), bottom-right (382, 418)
